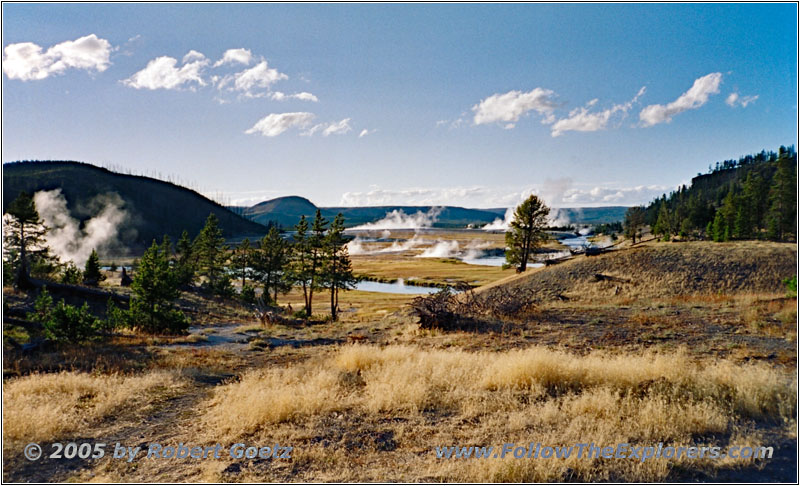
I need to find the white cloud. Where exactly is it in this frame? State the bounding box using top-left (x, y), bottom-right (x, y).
top-left (216, 60), bottom-right (288, 97)
top-left (123, 52), bottom-right (209, 90)
top-left (270, 91), bottom-right (318, 102)
top-left (213, 48), bottom-right (252, 67)
top-left (725, 92), bottom-right (758, 108)
top-left (182, 50), bottom-right (206, 63)
top-left (639, 72), bottom-right (722, 126)
top-left (3, 34), bottom-right (112, 81)
top-left (472, 88), bottom-right (558, 127)
top-left (359, 128), bottom-right (377, 138)
top-left (550, 86), bottom-right (645, 137)
top-left (292, 91), bottom-right (318, 102)
top-left (322, 118), bottom-right (352, 136)
top-left (244, 112), bottom-right (315, 137)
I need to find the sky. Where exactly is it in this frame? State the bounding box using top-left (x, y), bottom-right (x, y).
top-left (2, 3), bottom-right (797, 209)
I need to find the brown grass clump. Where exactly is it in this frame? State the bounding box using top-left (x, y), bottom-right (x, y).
top-left (203, 345), bottom-right (795, 481)
top-left (3, 370), bottom-right (182, 443)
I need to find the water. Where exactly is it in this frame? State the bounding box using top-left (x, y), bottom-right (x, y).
top-left (559, 235), bottom-right (591, 249)
top-left (459, 255), bottom-right (508, 267)
top-left (355, 280), bottom-right (441, 294)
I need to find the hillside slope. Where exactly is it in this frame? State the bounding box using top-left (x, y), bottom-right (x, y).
top-left (481, 241), bottom-right (796, 302)
top-left (3, 161), bottom-right (268, 250)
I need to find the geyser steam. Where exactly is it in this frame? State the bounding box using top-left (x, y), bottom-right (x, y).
top-left (33, 189), bottom-right (128, 266)
top-left (350, 207), bottom-right (442, 230)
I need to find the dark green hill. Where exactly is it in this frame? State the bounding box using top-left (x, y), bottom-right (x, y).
top-left (3, 161), bottom-right (268, 251)
top-left (241, 196), bottom-right (318, 228)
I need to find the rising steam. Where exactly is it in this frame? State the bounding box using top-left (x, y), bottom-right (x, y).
top-left (350, 207), bottom-right (442, 230)
top-left (33, 189), bottom-right (128, 266)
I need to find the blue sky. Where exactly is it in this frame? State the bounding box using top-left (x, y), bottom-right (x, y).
top-left (2, 3), bottom-right (797, 208)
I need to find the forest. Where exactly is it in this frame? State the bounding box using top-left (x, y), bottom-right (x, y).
top-left (643, 145), bottom-right (797, 242)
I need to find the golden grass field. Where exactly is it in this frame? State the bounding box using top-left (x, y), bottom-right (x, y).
top-left (2, 233), bottom-right (797, 482)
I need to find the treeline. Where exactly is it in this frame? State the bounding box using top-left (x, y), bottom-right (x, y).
top-left (4, 190), bottom-right (357, 339)
top-left (644, 145), bottom-right (797, 242)
top-left (184, 210), bottom-right (357, 321)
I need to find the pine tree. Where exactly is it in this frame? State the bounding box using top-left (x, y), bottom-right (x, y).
top-left (712, 210), bottom-right (726, 242)
top-left (231, 238), bottom-right (253, 288)
top-left (290, 215), bottom-right (311, 314)
top-left (83, 248), bottom-right (106, 286)
top-left (254, 226), bottom-right (291, 304)
top-left (624, 206), bottom-right (646, 244)
top-left (3, 191), bottom-right (54, 286)
top-left (323, 214), bottom-right (357, 321)
top-left (175, 229), bottom-right (196, 288)
top-left (193, 213), bottom-right (231, 295)
top-left (505, 195), bottom-right (550, 272)
top-left (766, 151), bottom-right (797, 240)
top-left (129, 238), bottom-right (188, 334)
top-left (306, 210), bottom-right (329, 316)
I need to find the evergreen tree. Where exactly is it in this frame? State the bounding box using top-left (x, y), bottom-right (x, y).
top-left (290, 215), bottom-right (311, 314)
top-left (83, 248), bottom-right (106, 286)
top-left (306, 210), bottom-right (329, 316)
top-left (505, 195), bottom-right (550, 272)
top-left (766, 151), bottom-right (797, 240)
top-left (254, 226), bottom-right (292, 304)
top-left (323, 214), bottom-right (357, 321)
top-left (231, 238), bottom-right (253, 288)
top-left (175, 229), bottom-right (196, 288)
top-left (624, 206), bottom-right (646, 244)
top-left (712, 210), bottom-right (726, 242)
top-left (129, 238), bottom-right (188, 334)
top-left (193, 213), bottom-right (231, 295)
top-left (3, 191), bottom-right (54, 286)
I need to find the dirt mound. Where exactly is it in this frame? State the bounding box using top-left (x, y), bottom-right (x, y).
top-left (485, 241), bottom-right (797, 302)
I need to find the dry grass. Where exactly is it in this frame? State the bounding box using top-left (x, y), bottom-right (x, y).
top-left (3, 370), bottom-right (182, 443)
top-left (202, 344), bottom-right (795, 481)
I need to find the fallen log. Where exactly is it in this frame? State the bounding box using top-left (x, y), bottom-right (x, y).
top-left (593, 273), bottom-right (632, 284)
top-left (25, 277), bottom-right (130, 305)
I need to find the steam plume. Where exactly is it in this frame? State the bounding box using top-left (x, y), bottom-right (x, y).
top-left (33, 189), bottom-right (128, 266)
top-left (350, 207), bottom-right (442, 230)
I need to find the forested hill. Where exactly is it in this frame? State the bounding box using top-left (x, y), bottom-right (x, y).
top-left (3, 161), bottom-right (268, 249)
top-left (644, 145), bottom-right (797, 241)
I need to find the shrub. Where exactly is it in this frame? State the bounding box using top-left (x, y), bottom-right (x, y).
top-left (783, 276), bottom-right (797, 297)
top-left (29, 289), bottom-right (100, 343)
top-left (239, 284), bottom-right (256, 304)
top-left (102, 299), bottom-right (130, 332)
top-left (59, 262), bottom-right (83, 285)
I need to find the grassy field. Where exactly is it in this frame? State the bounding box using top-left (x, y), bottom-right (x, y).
top-left (2, 234), bottom-right (797, 482)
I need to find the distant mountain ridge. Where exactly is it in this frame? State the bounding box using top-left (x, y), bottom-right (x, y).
top-left (234, 196), bottom-right (628, 228)
top-left (3, 161), bottom-right (268, 251)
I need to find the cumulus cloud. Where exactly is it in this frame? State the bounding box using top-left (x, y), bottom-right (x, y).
top-left (359, 128), bottom-right (377, 138)
top-left (244, 112), bottom-right (315, 137)
top-left (639, 72), bottom-right (722, 126)
top-left (216, 60), bottom-right (288, 97)
top-left (302, 118), bottom-right (352, 137)
top-left (213, 48), bottom-right (252, 67)
top-left (472, 88), bottom-right (558, 127)
top-left (550, 87), bottom-right (646, 137)
top-left (270, 91), bottom-right (318, 102)
top-left (3, 34), bottom-right (112, 81)
top-left (725, 92), bottom-right (758, 108)
top-left (123, 52), bottom-right (209, 90)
